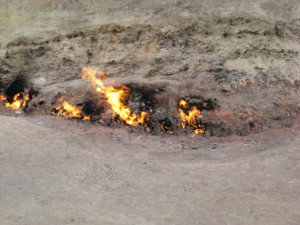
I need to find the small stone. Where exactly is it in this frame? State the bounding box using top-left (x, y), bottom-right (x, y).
top-left (211, 144), bottom-right (217, 149)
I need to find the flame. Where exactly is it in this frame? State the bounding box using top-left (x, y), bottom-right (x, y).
top-left (179, 99), bottom-right (188, 108)
top-left (22, 94), bottom-right (30, 107)
top-left (178, 100), bottom-right (205, 134)
top-left (159, 124), bottom-right (174, 134)
top-left (0, 94), bottom-right (6, 101)
top-left (0, 93), bottom-right (30, 110)
top-left (52, 97), bottom-right (90, 120)
top-left (82, 67), bottom-right (149, 127)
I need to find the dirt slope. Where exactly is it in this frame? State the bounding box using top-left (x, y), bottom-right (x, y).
top-left (0, 0), bottom-right (299, 136)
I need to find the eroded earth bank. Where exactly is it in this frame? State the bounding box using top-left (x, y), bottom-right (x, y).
top-left (0, 0), bottom-right (299, 135)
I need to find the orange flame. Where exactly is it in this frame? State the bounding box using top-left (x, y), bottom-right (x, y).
top-left (52, 97), bottom-right (90, 120)
top-left (82, 67), bottom-right (149, 127)
top-left (0, 93), bottom-right (30, 110)
top-left (159, 124), bottom-right (174, 134)
top-left (0, 94), bottom-right (6, 101)
top-left (179, 99), bottom-right (188, 108)
top-left (178, 100), bottom-right (205, 134)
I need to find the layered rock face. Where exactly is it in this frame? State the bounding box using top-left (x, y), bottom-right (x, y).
top-left (0, 0), bottom-right (299, 136)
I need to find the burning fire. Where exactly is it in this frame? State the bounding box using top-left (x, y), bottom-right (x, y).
top-left (1, 68), bottom-right (207, 135)
top-left (0, 93), bottom-right (30, 110)
top-left (159, 123), bottom-right (174, 134)
top-left (0, 94), bottom-right (6, 101)
top-left (178, 99), bottom-right (205, 134)
top-left (81, 67), bottom-right (149, 127)
top-left (51, 97), bottom-right (90, 120)
top-left (49, 69), bottom-right (205, 135)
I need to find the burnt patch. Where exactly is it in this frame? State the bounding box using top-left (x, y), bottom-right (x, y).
top-left (121, 87), bottom-right (219, 135)
top-left (4, 76), bottom-right (27, 102)
top-left (205, 122), bottom-right (233, 137)
top-left (28, 89), bottom-right (39, 99)
top-left (22, 88), bottom-right (39, 111)
top-left (126, 84), bottom-right (158, 112)
top-left (157, 117), bottom-right (174, 134)
top-left (180, 97), bottom-right (217, 111)
top-left (81, 100), bottom-right (105, 120)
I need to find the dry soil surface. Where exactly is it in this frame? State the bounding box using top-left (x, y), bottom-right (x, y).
top-left (0, 114), bottom-right (299, 225)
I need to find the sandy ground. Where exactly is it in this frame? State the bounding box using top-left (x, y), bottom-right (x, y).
top-left (0, 114), bottom-right (299, 225)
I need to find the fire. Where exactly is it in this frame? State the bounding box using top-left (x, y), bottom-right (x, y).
top-left (0, 94), bottom-right (6, 101)
top-left (179, 99), bottom-right (188, 108)
top-left (159, 124), bottom-right (174, 134)
top-left (82, 67), bottom-right (149, 127)
top-left (1, 68), bottom-right (207, 135)
top-left (0, 93), bottom-right (30, 110)
top-left (178, 99), bottom-right (205, 134)
top-left (52, 97), bottom-right (90, 120)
